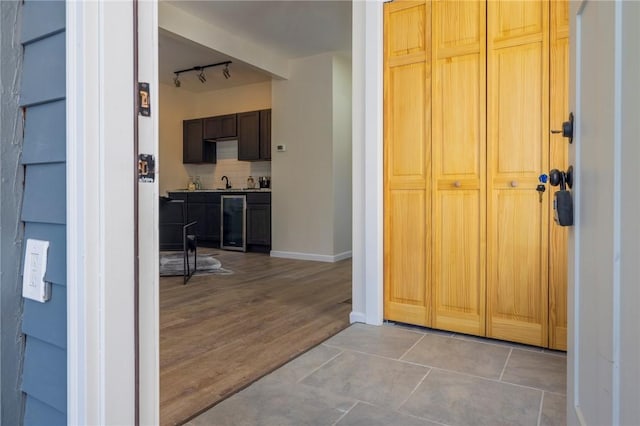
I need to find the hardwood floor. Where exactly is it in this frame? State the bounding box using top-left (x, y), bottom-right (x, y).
top-left (160, 249), bottom-right (352, 426)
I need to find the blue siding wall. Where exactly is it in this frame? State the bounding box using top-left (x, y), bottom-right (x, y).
top-left (19, 1), bottom-right (66, 424)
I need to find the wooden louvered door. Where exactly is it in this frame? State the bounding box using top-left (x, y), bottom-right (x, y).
top-left (431, 1), bottom-right (486, 336)
top-left (383, 0), bottom-right (567, 349)
top-left (383, 1), bottom-right (432, 327)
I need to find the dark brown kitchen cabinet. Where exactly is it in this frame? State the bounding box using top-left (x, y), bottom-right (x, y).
top-left (168, 192), bottom-right (221, 247)
top-left (203, 114), bottom-right (237, 140)
top-left (259, 109), bottom-right (271, 160)
top-left (246, 192), bottom-right (271, 251)
top-left (187, 203), bottom-right (221, 244)
top-left (167, 191), bottom-right (270, 251)
top-left (237, 109), bottom-right (271, 161)
top-left (183, 119), bottom-right (216, 164)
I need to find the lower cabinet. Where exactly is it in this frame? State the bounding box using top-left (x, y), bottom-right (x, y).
top-left (187, 202), bottom-right (221, 244)
top-left (168, 192), bottom-right (221, 247)
top-left (246, 193), bottom-right (271, 252)
top-left (168, 191), bottom-right (270, 252)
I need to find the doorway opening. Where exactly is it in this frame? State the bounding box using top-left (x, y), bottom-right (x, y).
top-left (155, 2), bottom-right (353, 424)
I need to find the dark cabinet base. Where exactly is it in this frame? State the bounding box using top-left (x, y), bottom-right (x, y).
top-left (168, 191), bottom-right (271, 253)
top-left (246, 244), bottom-right (270, 254)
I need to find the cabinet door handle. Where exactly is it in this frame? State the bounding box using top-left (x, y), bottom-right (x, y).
top-left (454, 181), bottom-right (461, 188)
top-left (510, 180), bottom-right (519, 188)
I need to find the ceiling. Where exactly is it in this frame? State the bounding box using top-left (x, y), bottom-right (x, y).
top-left (159, 30), bottom-right (272, 92)
top-left (159, 0), bottom-right (352, 92)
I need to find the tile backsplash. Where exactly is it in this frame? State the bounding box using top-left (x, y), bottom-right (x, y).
top-left (184, 140), bottom-right (271, 190)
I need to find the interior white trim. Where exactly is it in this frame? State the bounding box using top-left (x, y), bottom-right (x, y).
top-left (67, 2), bottom-right (137, 424)
top-left (350, 0), bottom-right (364, 332)
top-left (270, 250), bottom-right (351, 263)
top-left (66, 2), bottom-right (100, 423)
top-left (333, 251), bottom-right (353, 262)
top-left (570, 2), bottom-right (584, 424)
top-left (350, 0), bottom-right (384, 327)
top-left (136, 1), bottom-right (160, 424)
top-left (349, 312), bottom-right (366, 324)
top-left (365, 0), bottom-right (384, 326)
top-left (611, 2), bottom-right (623, 423)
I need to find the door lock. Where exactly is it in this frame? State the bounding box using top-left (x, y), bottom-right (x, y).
top-left (549, 167), bottom-right (574, 226)
top-left (551, 112), bottom-right (574, 144)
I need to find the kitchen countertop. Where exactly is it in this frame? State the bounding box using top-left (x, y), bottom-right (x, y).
top-left (170, 188), bottom-right (271, 193)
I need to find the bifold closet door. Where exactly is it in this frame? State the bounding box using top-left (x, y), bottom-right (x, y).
top-left (431, 0), bottom-right (486, 336)
top-left (384, 0), bottom-right (567, 349)
top-left (486, 1), bottom-right (550, 346)
top-left (383, 1), bottom-right (432, 327)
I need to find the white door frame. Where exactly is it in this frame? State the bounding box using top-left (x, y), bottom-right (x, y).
top-left (66, 1), bottom-right (159, 424)
top-left (67, 0), bottom-right (382, 421)
top-left (352, 0), bottom-right (385, 326)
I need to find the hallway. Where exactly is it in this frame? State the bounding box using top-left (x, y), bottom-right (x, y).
top-left (187, 323), bottom-right (566, 426)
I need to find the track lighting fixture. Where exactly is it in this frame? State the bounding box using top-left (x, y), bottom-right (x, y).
top-left (172, 61), bottom-right (232, 87)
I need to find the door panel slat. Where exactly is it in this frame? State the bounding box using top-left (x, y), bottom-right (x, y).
top-left (431, 0), bottom-right (486, 335)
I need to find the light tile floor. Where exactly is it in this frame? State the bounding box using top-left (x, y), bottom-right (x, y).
top-left (186, 323), bottom-right (567, 426)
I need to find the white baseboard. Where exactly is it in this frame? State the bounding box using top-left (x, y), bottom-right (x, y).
top-left (270, 250), bottom-right (352, 263)
top-left (333, 250), bottom-right (352, 261)
top-left (350, 311), bottom-right (366, 324)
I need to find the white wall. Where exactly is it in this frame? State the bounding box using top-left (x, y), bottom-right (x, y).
top-left (271, 52), bottom-right (352, 261)
top-left (332, 54), bottom-right (353, 255)
top-left (158, 81), bottom-right (272, 194)
top-left (158, 83), bottom-right (196, 194)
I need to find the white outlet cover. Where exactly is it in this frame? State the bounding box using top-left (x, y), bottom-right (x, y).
top-left (22, 239), bottom-right (51, 303)
top-left (276, 144), bottom-right (286, 152)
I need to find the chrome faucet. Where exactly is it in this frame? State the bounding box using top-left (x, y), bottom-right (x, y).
top-left (221, 175), bottom-right (231, 189)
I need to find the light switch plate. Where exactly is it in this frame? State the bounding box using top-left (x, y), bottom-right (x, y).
top-left (22, 239), bottom-right (51, 303)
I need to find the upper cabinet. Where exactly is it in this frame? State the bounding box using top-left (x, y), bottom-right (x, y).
top-left (203, 114), bottom-right (237, 141)
top-left (259, 109), bottom-right (272, 160)
top-left (183, 119), bottom-right (216, 164)
top-left (237, 109), bottom-right (272, 161)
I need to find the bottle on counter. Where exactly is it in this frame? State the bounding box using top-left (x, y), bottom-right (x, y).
top-left (195, 176), bottom-right (202, 190)
top-left (187, 176), bottom-right (196, 191)
top-left (247, 176), bottom-right (255, 189)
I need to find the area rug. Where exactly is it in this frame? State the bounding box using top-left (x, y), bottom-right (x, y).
top-left (159, 252), bottom-right (233, 277)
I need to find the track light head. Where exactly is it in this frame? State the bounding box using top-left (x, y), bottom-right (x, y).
top-left (198, 70), bottom-right (206, 83)
top-left (173, 74), bottom-right (181, 87)
top-left (223, 63), bottom-right (231, 79)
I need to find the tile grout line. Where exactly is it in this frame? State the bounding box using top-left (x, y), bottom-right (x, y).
top-left (399, 333), bottom-right (427, 360)
top-left (331, 400), bottom-right (359, 426)
top-left (296, 350), bottom-right (344, 384)
top-left (537, 391), bottom-right (545, 426)
top-left (322, 344), bottom-right (430, 367)
top-left (397, 368), bottom-right (432, 409)
top-left (498, 348), bottom-right (513, 381)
